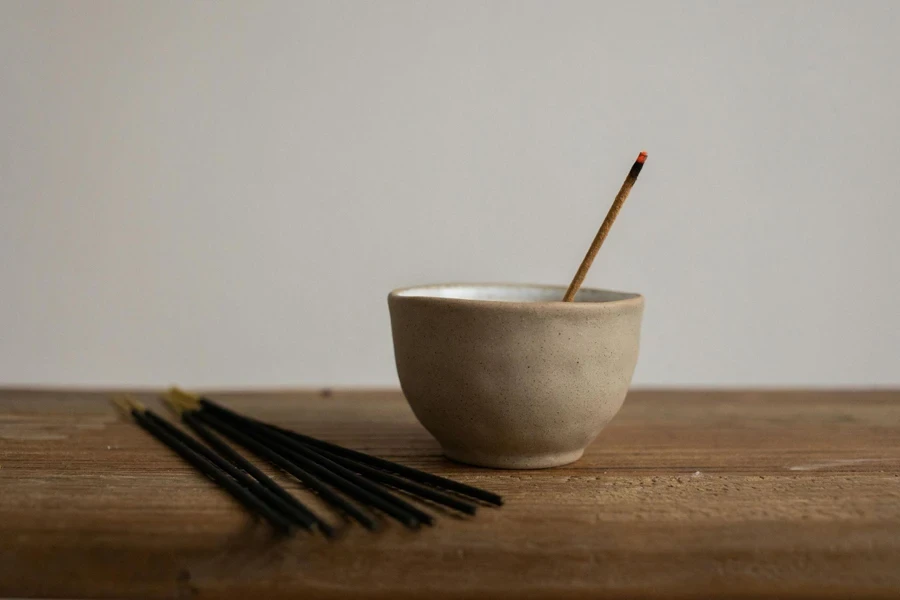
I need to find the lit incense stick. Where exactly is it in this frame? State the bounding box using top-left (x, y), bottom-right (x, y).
top-left (563, 151), bottom-right (647, 302)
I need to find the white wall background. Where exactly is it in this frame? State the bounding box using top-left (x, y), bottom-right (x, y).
top-left (1, 1), bottom-right (897, 388)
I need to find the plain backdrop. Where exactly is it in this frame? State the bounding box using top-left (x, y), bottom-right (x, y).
top-left (1, 1), bottom-right (898, 388)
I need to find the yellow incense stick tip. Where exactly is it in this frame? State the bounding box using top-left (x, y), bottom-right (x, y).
top-left (112, 394), bottom-right (146, 414)
top-left (162, 392), bottom-right (185, 415)
top-left (168, 386), bottom-right (200, 411)
top-left (111, 396), bottom-right (131, 414)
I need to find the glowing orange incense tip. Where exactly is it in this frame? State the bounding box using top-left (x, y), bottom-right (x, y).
top-left (637, 151), bottom-right (648, 164)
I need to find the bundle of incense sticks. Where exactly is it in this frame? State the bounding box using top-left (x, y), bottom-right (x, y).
top-left (114, 389), bottom-right (502, 537)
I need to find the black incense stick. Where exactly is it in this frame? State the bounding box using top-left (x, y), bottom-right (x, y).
top-left (116, 400), bottom-right (294, 535)
top-left (198, 410), bottom-right (422, 529)
top-left (195, 410), bottom-right (380, 531)
top-left (227, 415), bottom-right (433, 527)
top-left (199, 398), bottom-right (504, 506)
top-left (143, 411), bottom-right (319, 532)
top-left (211, 407), bottom-right (476, 514)
top-left (300, 444), bottom-right (477, 515)
top-left (179, 411), bottom-right (333, 537)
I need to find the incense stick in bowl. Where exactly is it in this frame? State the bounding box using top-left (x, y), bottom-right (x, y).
top-left (563, 151), bottom-right (647, 301)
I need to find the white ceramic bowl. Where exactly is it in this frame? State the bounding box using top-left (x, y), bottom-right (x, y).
top-left (388, 283), bottom-right (644, 469)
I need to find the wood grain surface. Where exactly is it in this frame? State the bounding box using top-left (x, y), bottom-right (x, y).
top-left (1, 389), bottom-right (899, 599)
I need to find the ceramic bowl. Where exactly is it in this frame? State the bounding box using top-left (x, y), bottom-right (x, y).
top-left (387, 283), bottom-right (644, 469)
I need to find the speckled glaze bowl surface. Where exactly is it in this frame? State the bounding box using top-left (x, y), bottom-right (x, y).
top-left (388, 283), bottom-right (644, 469)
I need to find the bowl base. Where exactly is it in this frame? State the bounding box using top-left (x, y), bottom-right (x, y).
top-left (442, 446), bottom-right (585, 470)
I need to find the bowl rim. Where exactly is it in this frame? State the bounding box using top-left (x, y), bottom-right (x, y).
top-left (388, 282), bottom-right (644, 311)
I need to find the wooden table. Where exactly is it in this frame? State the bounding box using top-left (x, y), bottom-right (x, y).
top-left (1, 389), bottom-right (899, 599)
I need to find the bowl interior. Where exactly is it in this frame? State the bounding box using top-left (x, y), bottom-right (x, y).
top-left (392, 283), bottom-right (639, 304)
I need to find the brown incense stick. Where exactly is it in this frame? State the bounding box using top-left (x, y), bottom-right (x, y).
top-left (562, 151), bottom-right (647, 302)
